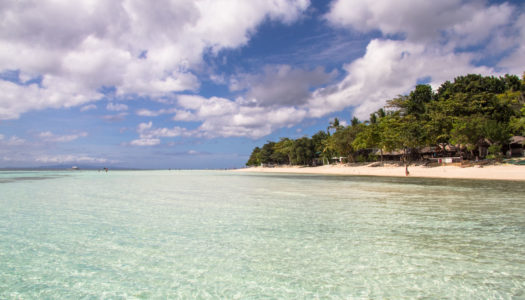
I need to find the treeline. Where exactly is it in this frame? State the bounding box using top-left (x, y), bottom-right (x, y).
top-left (246, 73), bottom-right (525, 166)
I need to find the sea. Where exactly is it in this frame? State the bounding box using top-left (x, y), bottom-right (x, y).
top-left (1, 170), bottom-right (524, 298)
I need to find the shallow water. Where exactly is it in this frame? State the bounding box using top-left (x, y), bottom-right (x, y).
top-left (1, 170), bottom-right (524, 298)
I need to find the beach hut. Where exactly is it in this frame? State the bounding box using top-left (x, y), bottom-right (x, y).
top-left (419, 146), bottom-right (439, 159)
top-left (508, 136), bottom-right (525, 157)
top-left (330, 156), bottom-right (347, 164)
top-left (374, 150), bottom-right (403, 161)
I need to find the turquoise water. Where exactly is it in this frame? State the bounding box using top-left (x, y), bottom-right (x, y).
top-left (1, 170), bottom-right (524, 298)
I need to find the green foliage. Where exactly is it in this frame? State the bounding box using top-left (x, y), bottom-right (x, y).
top-left (449, 115), bottom-right (485, 150)
top-left (246, 147), bottom-right (261, 166)
top-left (291, 137), bottom-right (315, 165)
top-left (487, 144), bottom-right (503, 160)
top-left (273, 138), bottom-right (294, 165)
top-left (510, 104), bottom-right (525, 136)
top-left (482, 120), bottom-right (510, 145)
top-left (259, 142), bottom-right (275, 164)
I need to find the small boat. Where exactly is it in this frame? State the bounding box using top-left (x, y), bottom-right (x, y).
top-left (72, 166), bottom-right (79, 170)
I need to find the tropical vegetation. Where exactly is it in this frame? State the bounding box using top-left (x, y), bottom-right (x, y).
top-left (246, 73), bottom-right (525, 166)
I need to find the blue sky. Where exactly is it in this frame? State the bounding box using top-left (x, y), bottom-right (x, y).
top-left (0, 0), bottom-right (524, 169)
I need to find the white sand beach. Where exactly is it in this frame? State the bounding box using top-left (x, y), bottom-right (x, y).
top-left (235, 163), bottom-right (525, 181)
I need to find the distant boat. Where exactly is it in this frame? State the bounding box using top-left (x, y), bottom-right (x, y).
top-left (72, 166), bottom-right (79, 170)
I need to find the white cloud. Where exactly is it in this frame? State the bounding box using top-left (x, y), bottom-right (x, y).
top-left (80, 104), bottom-right (97, 112)
top-left (0, 78), bottom-right (103, 120)
top-left (0, 136), bottom-right (27, 146)
top-left (136, 107), bottom-right (177, 117)
top-left (498, 14), bottom-right (525, 75)
top-left (35, 154), bottom-right (109, 164)
top-left (0, 0), bottom-right (310, 120)
top-left (129, 121), bottom-right (192, 146)
top-left (102, 112), bottom-right (128, 122)
top-left (308, 39), bottom-right (494, 119)
top-left (129, 138), bottom-right (161, 146)
top-left (140, 123), bottom-right (190, 138)
top-left (107, 102), bottom-right (129, 112)
top-left (231, 65), bottom-right (336, 106)
top-left (174, 95), bottom-right (308, 138)
top-left (39, 131), bottom-right (88, 143)
top-left (324, 0), bottom-right (514, 47)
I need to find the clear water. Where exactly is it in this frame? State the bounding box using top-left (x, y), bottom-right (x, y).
top-left (1, 170), bottom-right (524, 299)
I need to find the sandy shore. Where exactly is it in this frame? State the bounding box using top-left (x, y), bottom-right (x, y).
top-left (234, 163), bottom-right (525, 181)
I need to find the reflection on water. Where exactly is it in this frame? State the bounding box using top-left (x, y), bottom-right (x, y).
top-left (0, 170), bottom-right (524, 298)
top-left (0, 171), bottom-right (68, 183)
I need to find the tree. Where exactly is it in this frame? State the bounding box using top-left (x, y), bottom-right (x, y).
top-left (510, 104), bottom-right (525, 135)
top-left (273, 138), bottom-right (294, 165)
top-left (259, 142), bottom-right (276, 164)
top-left (450, 115), bottom-right (486, 158)
top-left (352, 123), bottom-right (379, 162)
top-left (246, 147), bottom-right (261, 166)
top-left (292, 137), bottom-right (315, 165)
top-left (312, 131), bottom-right (329, 164)
top-left (482, 120), bottom-right (511, 149)
top-left (407, 84), bottom-right (432, 117)
top-left (328, 117), bottom-right (342, 134)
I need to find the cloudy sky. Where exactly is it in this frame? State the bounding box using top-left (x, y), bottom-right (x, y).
top-left (0, 0), bottom-right (524, 169)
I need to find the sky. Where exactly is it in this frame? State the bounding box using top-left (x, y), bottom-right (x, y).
top-left (0, 0), bottom-right (524, 169)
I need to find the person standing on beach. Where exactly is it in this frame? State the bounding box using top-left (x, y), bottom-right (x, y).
top-left (405, 164), bottom-right (410, 176)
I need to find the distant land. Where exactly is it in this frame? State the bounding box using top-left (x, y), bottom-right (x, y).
top-left (0, 164), bottom-right (141, 171)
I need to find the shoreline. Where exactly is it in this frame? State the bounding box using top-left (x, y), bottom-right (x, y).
top-left (234, 163), bottom-right (525, 181)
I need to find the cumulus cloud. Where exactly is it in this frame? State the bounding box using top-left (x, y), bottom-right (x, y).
top-left (80, 104), bottom-right (97, 112)
top-left (231, 65), bottom-right (336, 106)
top-left (0, 77), bottom-right (103, 120)
top-left (498, 14), bottom-right (525, 74)
top-left (0, 0), bottom-right (310, 120)
top-left (39, 131), bottom-right (88, 143)
top-left (174, 95), bottom-right (308, 138)
top-left (102, 112), bottom-right (128, 122)
top-left (106, 102), bottom-right (129, 112)
top-left (129, 121), bottom-right (192, 146)
top-left (35, 155), bottom-right (110, 164)
top-left (136, 107), bottom-right (177, 117)
top-left (130, 138), bottom-right (161, 146)
top-left (325, 0), bottom-right (514, 46)
top-left (0, 135), bottom-right (26, 146)
top-left (308, 39), bottom-right (495, 119)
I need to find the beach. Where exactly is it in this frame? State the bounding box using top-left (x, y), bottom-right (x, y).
top-left (235, 163), bottom-right (525, 181)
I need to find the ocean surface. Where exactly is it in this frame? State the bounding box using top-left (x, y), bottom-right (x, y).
top-left (1, 170), bottom-right (524, 298)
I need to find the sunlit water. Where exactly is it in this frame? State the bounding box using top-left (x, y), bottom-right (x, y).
top-left (1, 170), bottom-right (524, 298)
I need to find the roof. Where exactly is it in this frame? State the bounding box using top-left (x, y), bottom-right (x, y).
top-left (510, 136), bottom-right (525, 145)
top-left (374, 149), bottom-right (403, 156)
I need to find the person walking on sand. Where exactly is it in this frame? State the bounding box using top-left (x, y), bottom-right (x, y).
top-left (405, 164), bottom-right (410, 176)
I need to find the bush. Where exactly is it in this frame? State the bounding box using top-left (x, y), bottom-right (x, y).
top-left (356, 154), bottom-right (368, 163)
top-left (487, 144), bottom-right (503, 160)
